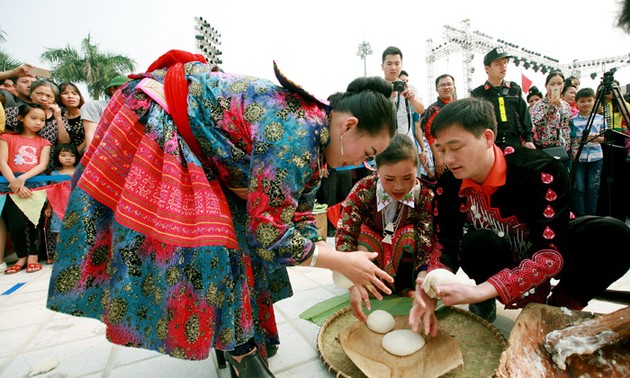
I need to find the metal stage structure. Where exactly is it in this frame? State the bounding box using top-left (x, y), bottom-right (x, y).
top-left (194, 17), bottom-right (223, 66)
top-left (426, 19), bottom-right (630, 99)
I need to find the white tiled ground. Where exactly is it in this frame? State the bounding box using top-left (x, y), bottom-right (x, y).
top-left (0, 237), bottom-right (628, 378)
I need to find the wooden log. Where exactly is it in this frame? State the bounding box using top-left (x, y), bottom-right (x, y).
top-left (543, 306), bottom-right (630, 370)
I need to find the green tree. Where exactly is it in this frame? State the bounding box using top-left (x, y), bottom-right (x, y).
top-left (41, 34), bottom-right (136, 100)
top-left (0, 27), bottom-right (22, 72)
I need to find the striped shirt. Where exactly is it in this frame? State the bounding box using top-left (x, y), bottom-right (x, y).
top-left (570, 113), bottom-right (604, 162)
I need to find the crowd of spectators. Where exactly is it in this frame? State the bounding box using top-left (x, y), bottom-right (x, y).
top-left (0, 64), bottom-right (128, 273)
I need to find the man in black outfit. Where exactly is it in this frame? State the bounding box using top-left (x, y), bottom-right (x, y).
top-left (471, 48), bottom-right (535, 150)
top-left (408, 98), bottom-right (630, 332)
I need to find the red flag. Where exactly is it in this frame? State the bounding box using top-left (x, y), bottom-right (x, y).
top-left (521, 73), bottom-right (532, 94)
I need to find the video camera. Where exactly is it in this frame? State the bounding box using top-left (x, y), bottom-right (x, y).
top-left (392, 80), bottom-right (406, 92)
top-left (602, 68), bottom-right (618, 92)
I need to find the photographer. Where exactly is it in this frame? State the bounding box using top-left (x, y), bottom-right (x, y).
top-left (595, 75), bottom-right (630, 220)
top-left (381, 46), bottom-right (425, 139)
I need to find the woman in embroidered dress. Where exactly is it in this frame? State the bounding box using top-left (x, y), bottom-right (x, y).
top-left (530, 71), bottom-right (573, 163)
top-left (46, 50), bottom-right (397, 377)
top-left (335, 134), bottom-right (434, 321)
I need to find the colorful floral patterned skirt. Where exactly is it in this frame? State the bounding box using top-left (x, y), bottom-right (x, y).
top-left (46, 81), bottom-right (289, 360)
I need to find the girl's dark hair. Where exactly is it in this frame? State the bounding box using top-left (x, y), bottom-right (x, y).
top-left (58, 82), bottom-right (85, 108)
top-left (375, 134), bottom-right (417, 168)
top-left (431, 97), bottom-right (497, 138)
top-left (53, 143), bottom-right (80, 167)
top-left (328, 76), bottom-right (396, 137)
top-left (15, 103), bottom-right (46, 134)
top-left (527, 86), bottom-right (543, 102)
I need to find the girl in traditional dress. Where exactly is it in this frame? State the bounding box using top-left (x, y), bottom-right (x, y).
top-left (43, 143), bottom-right (78, 263)
top-left (47, 50), bottom-right (397, 377)
top-left (335, 134), bottom-right (434, 321)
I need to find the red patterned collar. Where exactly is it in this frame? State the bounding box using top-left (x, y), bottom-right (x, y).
top-left (460, 144), bottom-right (506, 198)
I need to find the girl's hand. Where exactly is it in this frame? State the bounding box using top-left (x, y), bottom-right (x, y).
top-left (409, 277), bottom-right (439, 336)
top-left (9, 177), bottom-right (25, 193)
top-left (16, 186), bottom-right (32, 199)
top-left (349, 285), bottom-right (371, 322)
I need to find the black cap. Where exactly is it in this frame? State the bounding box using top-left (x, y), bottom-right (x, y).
top-left (483, 47), bottom-right (512, 66)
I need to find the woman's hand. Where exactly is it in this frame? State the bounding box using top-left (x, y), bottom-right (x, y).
top-left (338, 251), bottom-right (393, 296)
top-left (408, 277), bottom-right (439, 336)
top-left (50, 103), bottom-right (62, 118)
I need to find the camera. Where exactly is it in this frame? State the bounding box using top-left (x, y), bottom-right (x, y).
top-left (602, 68), bottom-right (617, 87)
top-left (392, 80), bottom-right (406, 92)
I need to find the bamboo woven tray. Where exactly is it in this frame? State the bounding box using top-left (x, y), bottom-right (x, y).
top-left (317, 306), bottom-right (507, 378)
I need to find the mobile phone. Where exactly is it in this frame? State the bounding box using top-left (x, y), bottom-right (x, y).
top-left (29, 66), bottom-right (52, 79)
top-left (551, 86), bottom-right (561, 97)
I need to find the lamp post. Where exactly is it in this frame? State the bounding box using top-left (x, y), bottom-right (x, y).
top-left (357, 41), bottom-right (372, 77)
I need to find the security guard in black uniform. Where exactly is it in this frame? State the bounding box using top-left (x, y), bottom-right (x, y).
top-left (471, 47), bottom-right (535, 150)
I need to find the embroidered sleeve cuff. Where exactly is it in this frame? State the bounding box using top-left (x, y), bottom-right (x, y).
top-left (487, 250), bottom-right (564, 305)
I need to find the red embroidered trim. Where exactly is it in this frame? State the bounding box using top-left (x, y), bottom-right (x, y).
top-left (78, 102), bottom-right (237, 248)
top-left (488, 250), bottom-right (563, 306)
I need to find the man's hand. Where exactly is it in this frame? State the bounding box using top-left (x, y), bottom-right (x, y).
top-left (434, 282), bottom-right (480, 306)
top-left (523, 141), bottom-right (536, 149)
top-left (14, 63), bottom-right (34, 77)
top-left (437, 281), bottom-right (499, 307)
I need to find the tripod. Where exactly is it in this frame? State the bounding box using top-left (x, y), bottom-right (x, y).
top-left (571, 69), bottom-right (630, 219)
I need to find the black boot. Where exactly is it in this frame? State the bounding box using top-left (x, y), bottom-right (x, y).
top-left (266, 344), bottom-right (279, 358)
top-left (224, 349), bottom-right (275, 378)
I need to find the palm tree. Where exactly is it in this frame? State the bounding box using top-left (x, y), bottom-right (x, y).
top-left (0, 27), bottom-right (22, 72)
top-left (41, 34), bottom-right (136, 99)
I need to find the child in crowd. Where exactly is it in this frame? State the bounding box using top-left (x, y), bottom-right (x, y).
top-left (570, 88), bottom-right (605, 216)
top-left (335, 134), bottom-right (434, 321)
top-left (0, 103), bottom-right (52, 274)
top-left (44, 143), bottom-right (78, 262)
